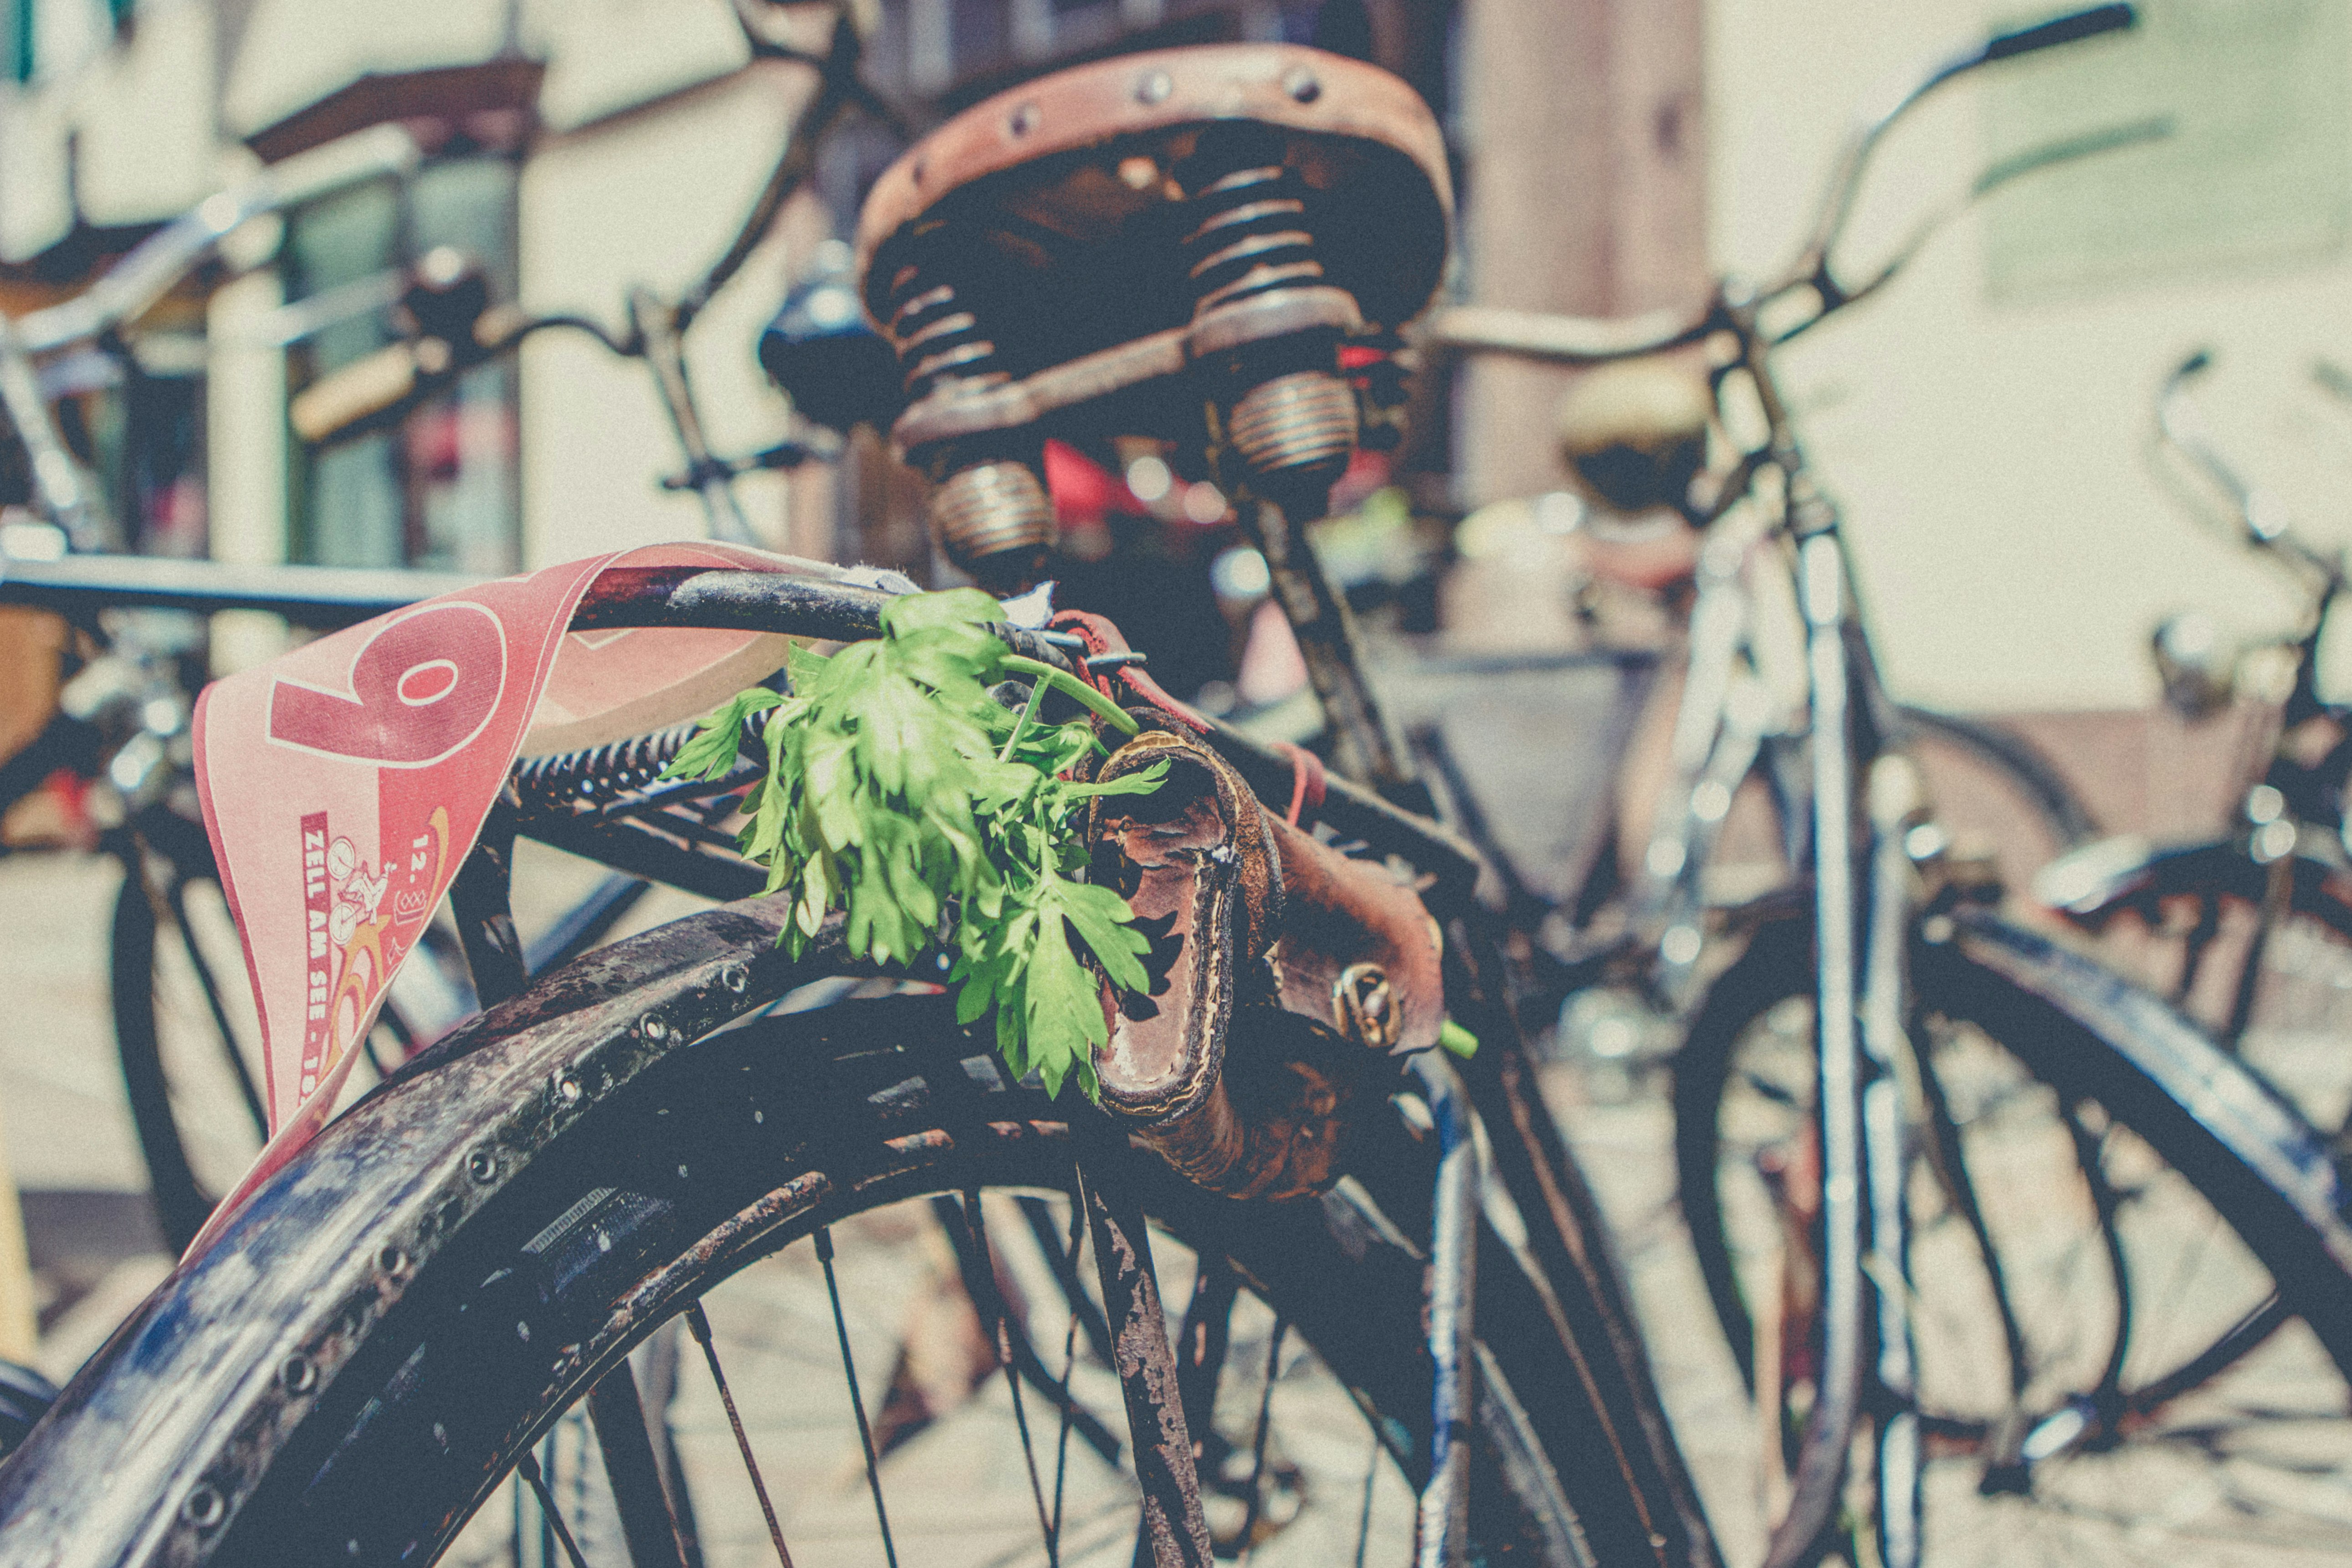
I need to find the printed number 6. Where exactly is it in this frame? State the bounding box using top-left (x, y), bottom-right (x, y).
top-left (268, 602), bottom-right (507, 767)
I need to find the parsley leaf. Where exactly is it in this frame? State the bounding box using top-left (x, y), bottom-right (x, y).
top-left (665, 589), bottom-right (1168, 1099)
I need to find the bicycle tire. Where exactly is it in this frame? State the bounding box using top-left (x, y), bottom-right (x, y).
top-left (106, 837), bottom-right (225, 1256)
top-left (1671, 914), bottom-right (2352, 1558)
top-left (3, 897), bottom-right (1648, 1568)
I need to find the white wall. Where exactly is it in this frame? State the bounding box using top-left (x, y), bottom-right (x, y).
top-left (516, 59), bottom-right (813, 565)
top-left (1708, 2), bottom-right (2352, 712)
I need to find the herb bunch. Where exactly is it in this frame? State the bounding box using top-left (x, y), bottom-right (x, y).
top-left (666, 589), bottom-right (1166, 1100)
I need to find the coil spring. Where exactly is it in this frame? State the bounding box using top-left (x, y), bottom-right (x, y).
top-left (1181, 163), bottom-right (1326, 322)
top-left (885, 261), bottom-right (1005, 404)
top-left (510, 709), bottom-right (770, 813)
top-left (884, 258), bottom-right (1054, 579)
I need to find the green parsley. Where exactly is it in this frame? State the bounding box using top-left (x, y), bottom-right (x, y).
top-left (665, 589), bottom-right (1168, 1100)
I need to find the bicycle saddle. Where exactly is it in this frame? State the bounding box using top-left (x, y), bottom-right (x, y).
top-left (853, 44), bottom-right (1451, 585)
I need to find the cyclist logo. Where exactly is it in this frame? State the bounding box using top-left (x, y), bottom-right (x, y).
top-left (325, 834), bottom-right (389, 947)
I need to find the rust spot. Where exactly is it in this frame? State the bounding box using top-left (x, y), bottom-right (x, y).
top-left (883, 1129), bottom-right (955, 1157)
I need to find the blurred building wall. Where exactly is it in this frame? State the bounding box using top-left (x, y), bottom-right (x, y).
top-left (0, 0), bottom-right (825, 583)
top-left (1451, 0), bottom-right (1707, 504)
top-left (1704, 0), bottom-right (2352, 713)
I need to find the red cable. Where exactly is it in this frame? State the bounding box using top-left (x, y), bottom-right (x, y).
top-left (1272, 741), bottom-right (1325, 826)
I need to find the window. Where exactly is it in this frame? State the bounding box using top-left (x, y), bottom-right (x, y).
top-left (283, 154), bottom-right (521, 575)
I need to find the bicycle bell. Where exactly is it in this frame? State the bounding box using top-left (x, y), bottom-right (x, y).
top-left (759, 239), bottom-right (903, 434)
top-left (2150, 610), bottom-right (2234, 720)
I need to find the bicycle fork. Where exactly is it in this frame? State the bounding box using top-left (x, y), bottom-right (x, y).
top-left (1765, 526), bottom-right (1926, 1568)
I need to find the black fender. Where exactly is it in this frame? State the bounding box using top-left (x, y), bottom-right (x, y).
top-left (1937, 906), bottom-right (2352, 1368)
top-left (2034, 831), bottom-right (2352, 943)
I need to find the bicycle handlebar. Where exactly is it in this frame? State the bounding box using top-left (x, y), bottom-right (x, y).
top-left (1419, 303), bottom-right (1718, 368)
top-left (292, 1), bottom-right (891, 473)
top-left (13, 125), bottom-right (422, 356)
top-left (1419, 4), bottom-right (2137, 368)
top-left (0, 551), bottom-right (472, 628)
top-left (2155, 350), bottom-right (2343, 588)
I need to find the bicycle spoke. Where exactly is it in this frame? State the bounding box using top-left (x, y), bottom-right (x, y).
top-left (817, 1225), bottom-right (902, 1568)
top-left (1051, 1185), bottom-right (1087, 1558)
top-left (636, 1322), bottom-right (708, 1568)
top-left (932, 1194), bottom-right (1122, 1463)
top-left (1235, 1318), bottom-right (1286, 1562)
top-left (515, 1448), bottom-right (593, 1568)
top-left (1173, 1255), bottom-right (1239, 1469)
top-left (161, 870), bottom-right (268, 1139)
top-left (959, 1190), bottom-right (1059, 1564)
top-left (683, 1300), bottom-right (798, 1568)
top-left (2062, 1103), bottom-right (2132, 1409)
top-left (584, 1360), bottom-right (692, 1568)
top-left (1020, 1192), bottom-right (1116, 1367)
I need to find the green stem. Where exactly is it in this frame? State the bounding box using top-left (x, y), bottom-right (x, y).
top-left (998, 676), bottom-right (1050, 762)
top-left (1001, 656), bottom-right (1140, 737)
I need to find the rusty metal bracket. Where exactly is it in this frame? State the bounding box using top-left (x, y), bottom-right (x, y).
top-left (1076, 1125), bottom-right (1214, 1568)
top-left (889, 287), bottom-right (1362, 459)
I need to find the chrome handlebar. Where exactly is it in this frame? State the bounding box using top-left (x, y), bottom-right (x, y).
top-left (1418, 3), bottom-right (2141, 368)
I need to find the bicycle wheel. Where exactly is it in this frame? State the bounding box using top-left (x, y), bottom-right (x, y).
top-left (2, 897), bottom-right (1640, 1568)
top-left (2061, 843), bottom-right (2352, 1138)
top-left (1673, 916), bottom-right (2352, 1562)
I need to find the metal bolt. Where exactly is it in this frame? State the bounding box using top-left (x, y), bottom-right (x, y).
top-left (721, 963), bottom-right (749, 994)
top-left (555, 1071), bottom-right (584, 1104)
top-left (1137, 69), bottom-right (1172, 105)
top-left (641, 1015), bottom-right (671, 1041)
top-left (280, 1354), bottom-right (317, 1394)
top-left (181, 1483), bottom-right (226, 1530)
top-left (466, 1147), bottom-right (498, 1184)
top-left (377, 1245), bottom-right (409, 1278)
top-left (1283, 67), bottom-right (1321, 103)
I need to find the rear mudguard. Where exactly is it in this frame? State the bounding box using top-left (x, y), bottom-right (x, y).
top-left (1938, 906), bottom-right (2352, 1367)
top-left (2034, 832), bottom-right (2352, 943)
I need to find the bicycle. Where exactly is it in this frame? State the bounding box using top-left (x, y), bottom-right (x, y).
top-left (0, 145), bottom-right (668, 1255)
top-left (1432, 7), bottom-right (2352, 1563)
top-left (0, 0), bottom-right (914, 1251)
top-left (2039, 351), bottom-right (2352, 1093)
top-left (1404, 371), bottom-right (2099, 1045)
